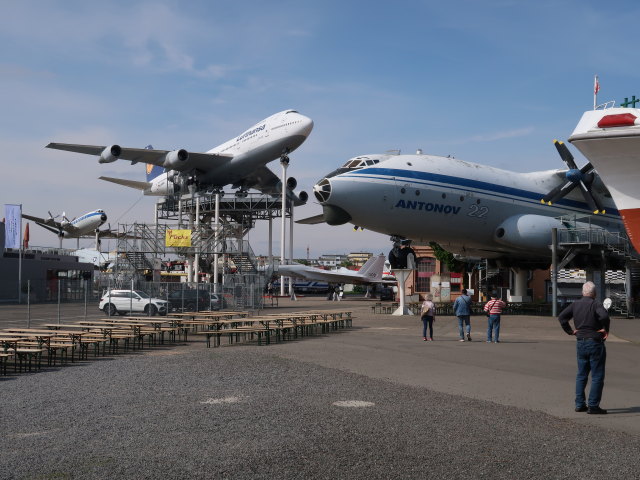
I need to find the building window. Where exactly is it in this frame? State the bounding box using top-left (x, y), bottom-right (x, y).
top-left (415, 257), bottom-right (436, 292)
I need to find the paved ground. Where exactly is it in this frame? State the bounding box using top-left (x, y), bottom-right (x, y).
top-left (2, 298), bottom-right (639, 479)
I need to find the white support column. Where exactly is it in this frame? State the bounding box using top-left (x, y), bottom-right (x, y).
top-left (289, 198), bottom-right (295, 300)
top-left (510, 268), bottom-right (529, 301)
top-left (213, 192), bottom-right (220, 293)
top-left (187, 189), bottom-right (195, 283)
top-left (268, 215), bottom-right (273, 269)
top-left (280, 160), bottom-right (288, 297)
top-left (392, 269), bottom-right (412, 315)
top-left (194, 194), bottom-right (200, 284)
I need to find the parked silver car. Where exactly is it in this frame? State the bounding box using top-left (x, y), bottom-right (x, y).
top-left (99, 289), bottom-right (168, 316)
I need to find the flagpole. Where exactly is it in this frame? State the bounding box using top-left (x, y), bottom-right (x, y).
top-left (593, 75), bottom-right (599, 110)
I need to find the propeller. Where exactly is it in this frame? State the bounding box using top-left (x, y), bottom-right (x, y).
top-left (540, 140), bottom-right (606, 215)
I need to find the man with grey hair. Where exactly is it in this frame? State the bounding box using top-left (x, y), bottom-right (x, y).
top-left (558, 281), bottom-right (610, 414)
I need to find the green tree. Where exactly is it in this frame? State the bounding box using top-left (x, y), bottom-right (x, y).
top-left (429, 242), bottom-right (465, 272)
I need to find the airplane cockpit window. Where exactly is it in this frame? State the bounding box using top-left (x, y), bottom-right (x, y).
top-left (324, 157), bottom-right (380, 180)
top-left (285, 110), bottom-right (299, 114)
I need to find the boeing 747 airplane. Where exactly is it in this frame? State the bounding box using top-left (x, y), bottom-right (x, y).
top-left (46, 110), bottom-right (313, 203)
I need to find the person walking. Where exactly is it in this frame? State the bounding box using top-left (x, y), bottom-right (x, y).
top-left (420, 293), bottom-right (436, 341)
top-left (558, 281), bottom-right (610, 415)
top-left (453, 288), bottom-right (473, 342)
top-left (333, 284), bottom-right (342, 301)
top-left (484, 292), bottom-right (506, 343)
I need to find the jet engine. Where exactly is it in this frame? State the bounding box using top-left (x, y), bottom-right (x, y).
top-left (493, 214), bottom-right (596, 251)
top-left (162, 149), bottom-right (190, 171)
top-left (150, 179), bottom-right (181, 195)
top-left (494, 214), bottom-right (565, 251)
top-left (99, 145), bottom-right (122, 163)
top-left (292, 190), bottom-right (308, 206)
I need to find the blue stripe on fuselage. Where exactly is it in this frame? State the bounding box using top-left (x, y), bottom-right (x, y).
top-left (343, 167), bottom-right (620, 217)
top-left (71, 211), bottom-right (103, 225)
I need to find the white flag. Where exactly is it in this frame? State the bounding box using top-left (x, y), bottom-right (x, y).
top-left (4, 204), bottom-right (22, 249)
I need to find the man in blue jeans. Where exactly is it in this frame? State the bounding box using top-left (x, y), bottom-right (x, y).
top-left (558, 281), bottom-right (610, 415)
top-left (453, 288), bottom-right (473, 342)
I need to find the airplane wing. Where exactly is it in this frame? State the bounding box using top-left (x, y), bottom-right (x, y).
top-left (99, 176), bottom-right (151, 191)
top-left (279, 258), bottom-right (386, 285)
top-left (46, 143), bottom-right (233, 171)
top-left (237, 166), bottom-right (281, 193)
top-left (22, 213), bottom-right (53, 226)
top-left (29, 221), bottom-right (62, 236)
top-left (96, 229), bottom-right (139, 240)
top-left (239, 166), bottom-right (308, 205)
top-left (22, 213), bottom-right (81, 235)
top-left (296, 213), bottom-right (326, 225)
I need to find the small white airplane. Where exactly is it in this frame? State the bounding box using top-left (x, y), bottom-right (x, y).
top-left (278, 254), bottom-right (388, 284)
top-left (47, 110), bottom-right (313, 203)
top-left (72, 248), bottom-right (116, 269)
top-left (569, 106), bottom-right (640, 254)
top-left (301, 143), bottom-right (623, 269)
top-left (22, 209), bottom-right (120, 248)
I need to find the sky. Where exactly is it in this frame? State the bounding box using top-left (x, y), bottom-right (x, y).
top-left (2, 0), bottom-right (640, 259)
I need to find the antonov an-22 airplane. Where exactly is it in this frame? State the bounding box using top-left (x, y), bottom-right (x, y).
top-left (302, 133), bottom-right (624, 269)
top-left (46, 110), bottom-right (313, 204)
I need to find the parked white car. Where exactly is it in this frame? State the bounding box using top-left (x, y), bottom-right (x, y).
top-left (99, 290), bottom-right (168, 316)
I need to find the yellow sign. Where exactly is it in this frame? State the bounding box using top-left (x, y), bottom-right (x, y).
top-left (166, 229), bottom-right (192, 247)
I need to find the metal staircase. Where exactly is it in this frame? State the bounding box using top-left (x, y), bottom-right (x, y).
top-left (557, 225), bottom-right (639, 317)
top-left (226, 238), bottom-right (258, 274)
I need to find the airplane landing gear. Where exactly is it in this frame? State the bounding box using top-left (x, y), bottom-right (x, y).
top-left (280, 148), bottom-right (291, 166)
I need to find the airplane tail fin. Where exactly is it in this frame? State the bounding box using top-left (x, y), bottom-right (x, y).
top-left (144, 145), bottom-right (165, 181)
top-left (359, 254), bottom-right (386, 281)
top-left (569, 108), bottom-right (640, 253)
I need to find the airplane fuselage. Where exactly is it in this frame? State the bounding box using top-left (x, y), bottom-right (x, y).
top-left (315, 153), bottom-right (622, 260)
top-left (60, 209), bottom-right (107, 238)
top-left (164, 110), bottom-right (312, 189)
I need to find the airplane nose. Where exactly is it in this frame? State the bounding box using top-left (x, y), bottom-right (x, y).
top-left (299, 115), bottom-right (314, 137)
top-left (101, 214), bottom-right (107, 222)
top-left (313, 178), bottom-right (331, 203)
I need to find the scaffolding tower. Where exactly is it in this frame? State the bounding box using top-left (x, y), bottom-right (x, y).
top-left (107, 190), bottom-right (293, 310)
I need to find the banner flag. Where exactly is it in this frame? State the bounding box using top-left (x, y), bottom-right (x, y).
top-left (23, 223), bottom-right (30, 249)
top-left (4, 204), bottom-right (22, 249)
top-left (165, 229), bottom-right (192, 247)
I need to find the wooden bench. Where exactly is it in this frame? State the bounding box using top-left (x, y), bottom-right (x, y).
top-left (196, 326), bottom-right (273, 348)
top-left (0, 352), bottom-right (12, 375)
top-left (8, 347), bottom-right (46, 372)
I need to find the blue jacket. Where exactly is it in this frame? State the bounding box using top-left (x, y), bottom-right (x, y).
top-left (453, 294), bottom-right (472, 316)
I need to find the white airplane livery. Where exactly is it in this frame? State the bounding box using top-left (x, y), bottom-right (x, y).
top-left (22, 209), bottom-right (108, 239)
top-left (303, 145), bottom-right (623, 267)
top-left (47, 110), bottom-right (314, 203)
top-left (278, 254), bottom-right (388, 285)
top-left (569, 107), bottom-right (640, 254)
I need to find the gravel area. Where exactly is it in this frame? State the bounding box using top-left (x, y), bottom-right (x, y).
top-left (3, 340), bottom-right (640, 480)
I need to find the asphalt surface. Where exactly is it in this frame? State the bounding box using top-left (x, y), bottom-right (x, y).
top-left (2, 297), bottom-right (640, 479)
